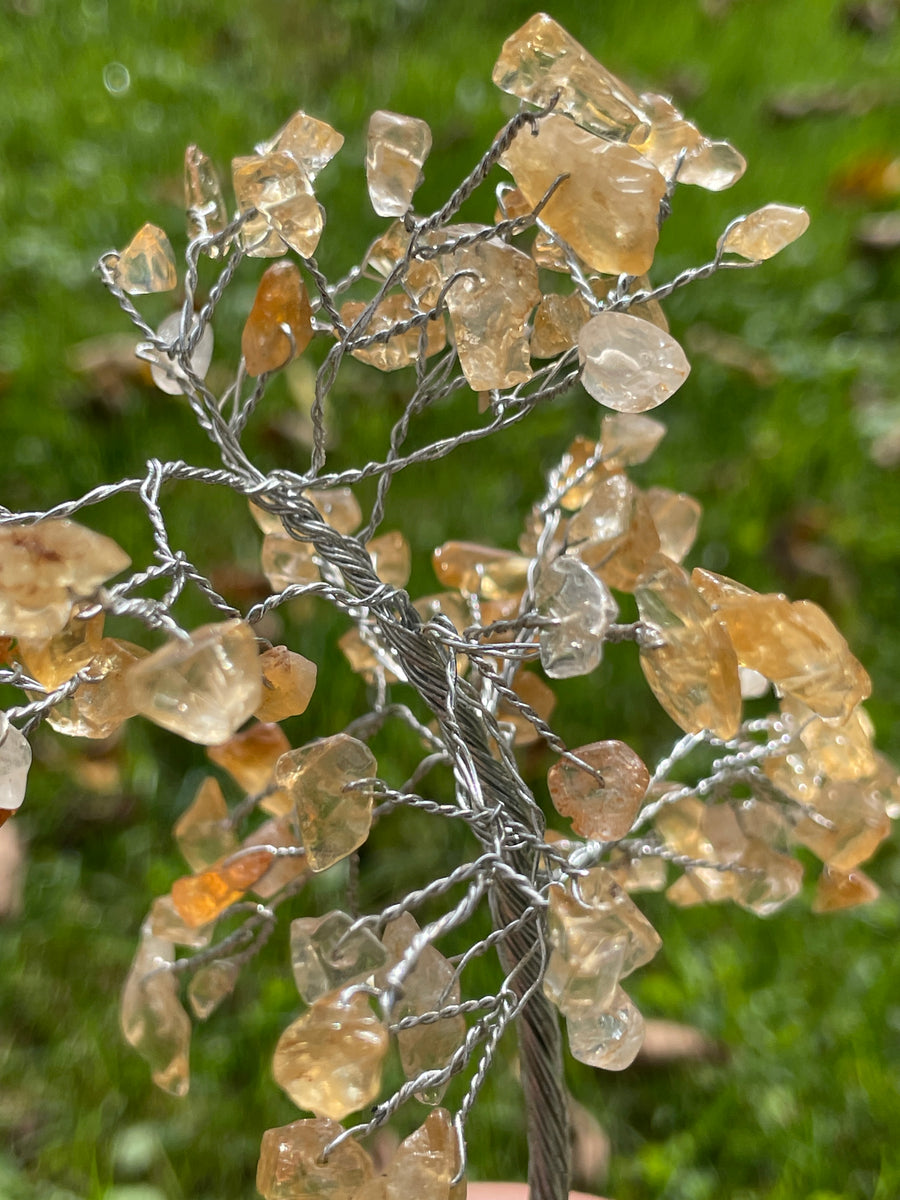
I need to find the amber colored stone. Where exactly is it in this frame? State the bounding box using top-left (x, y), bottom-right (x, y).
top-left (432, 541), bottom-right (529, 600)
top-left (208, 721), bottom-right (290, 795)
top-left (763, 699), bottom-right (877, 806)
top-left (243, 817), bottom-right (309, 898)
top-left (498, 669), bottom-right (557, 746)
top-left (171, 847), bottom-right (274, 928)
top-left (174, 776), bottom-right (237, 871)
top-left (812, 865), bottom-right (881, 913)
top-left (501, 114), bottom-right (666, 276)
top-left (548, 740), bottom-right (649, 841)
top-left (644, 487), bottom-right (702, 563)
top-left (148, 311), bottom-right (215, 396)
top-left (233, 152), bottom-right (323, 258)
top-left (601, 412), bottom-right (667, 467)
top-left (148, 895), bottom-right (213, 949)
top-left (555, 435), bottom-right (613, 511)
top-left (381, 913), bottom-right (466, 1102)
top-left (338, 627), bottom-right (401, 685)
top-left (257, 1117), bottom-right (374, 1200)
top-left (366, 531), bottom-right (412, 589)
top-left (636, 555), bottom-right (742, 739)
top-left (0, 519), bottom-right (130, 641)
top-left (530, 292), bottom-right (592, 358)
top-left (566, 473), bottom-right (661, 593)
top-left (720, 204), bottom-right (811, 261)
top-left (566, 984), bottom-right (646, 1071)
top-left (16, 606), bottom-right (104, 688)
top-left (534, 556), bottom-right (618, 678)
top-left (274, 734), bottom-right (377, 872)
top-left (242, 263), bottom-right (314, 377)
top-left (731, 839), bottom-right (803, 916)
top-left (114, 223), bottom-right (177, 294)
top-left (308, 487), bottom-right (363, 535)
top-left (793, 780), bottom-right (891, 870)
top-left (262, 532), bottom-right (320, 591)
top-left (607, 848), bottom-right (667, 893)
top-left (0, 714), bottom-right (31, 816)
top-left (366, 110), bottom-right (432, 217)
top-left (439, 237), bottom-right (540, 391)
top-left (184, 144), bottom-right (228, 252)
top-left (366, 219), bottom-right (411, 277)
top-left (255, 645), bottom-right (318, 723)
top-left (259, 110), bottom-right (345, 180)
top-left (341, 294), bottom-right (445, 372)
top-left (273, 990), bottom-right (388, 1119)
top-left (385, 1108), bottom-right (461, 1200)
top-left (634, 92), bottom-right (746, 192)
top-left (579, 312), bottom-right (690, 413)
top-left (127, 619), bottom-right (262, 745)
top-left (493, 13), bottom-right (649, 141)
top-left (290, 911), bottom-right (387, 1004)
top-left (188, 959), bottom-right (240, 1020)
top-left (120, 926), bottom-right (190, 1096)
top-left (44, 637), bottom-right (148, 739)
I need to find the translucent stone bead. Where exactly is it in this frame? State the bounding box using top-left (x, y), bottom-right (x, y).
top-left (497, 669), bottom-right (557, 747)
top-left (184, 144), bottom-right (228, 253)
top-left (812, 865), bottom-right (880, 913)
top-left (233, 152), bottom-right (324, 258)
top-left (534, 557), bottom-right (618, 678)
top-left (555, 435), bottom-right (613, 511)
top-left (492, 13), bottom-right (649, 141)
top-left (0, 713), bottom-right (31, 823)
top-left (148, 895), bottom-right (213, 949)
top-left (501, 115), bottom-right (666, 276)
top-left (290, 910), bottom-right (387, 1004)
top-left (258, 110), bottom-right (345, 181)
top-left (170, 847), bottom-right (275, 927)
top-left (188, 959), bottom-right (239, 1019)
top-left (307, 487), bottom-right (362, 534)
top-left (793, 780), bottom-right (891, 870)
top-left (679, 139), bottom-right (747, 191)
top-left (207, 721), bottom-right (290, 794)
top-left (566, 473), bottom-right (660, 592)
top-left (255, 645), bottom-right (318, 723)
top-left (644, 487), bottom-right (702, 563)
top-left (730, 839), bottom-right (803, 916)
top-left (432, 541), bottom-right (530, 600)
top-left (600, 412), bottom-right (667, 467)
top-left (529, 292), bottom-right (591, 359)
top-left (274, 734), bottom-right (377, 872)
top-left (366, 110), bottom-right (432, 217)
top-left (273, 990), bottom-right (389, 1119)
top-left (113, 223), bottom-right (177, 294)
top-left (720, 204), bottom-right (811, 261)
top-left (578, 312), bottom-right (691, 413)
top-left (366, 531), bottom-right (412, 589)
top-left (44, 637), bottom-right (148, 739)
top-left (547, 740), bottom-right (649, 841)
top-left (243, 817), bottom-right (309, 898)
top-left (341, 294), bottom-right (446, 371)
top-left (338, 628), bottom-right (401, 686)
top-left (16, 606), bottom-right (104, 687)
top-left (127, 620), bottom-right (262, 745)
top-left (257, 1117), bottom-right (374, 1200)
top-left (261, 532), bottom-right (320, 591)
top-left (384, 1108), bottom-right (461, 1200)
top-left (148, 311), bottom-right (214, 396)
top-left (242, 262), bottom-right (314, 377)
top-left (633, 93), bottom-right (746, 191)
top-left (565, 984), bottom-right (646, 1071)
top-left (440, 238), bottom-right (540, 391)
top-left (0, 519), bottom-right (130, 640)
top-left (607, 849), bottom-right (667, 894)
top-left (120, 925), bottom-right (191, 1096)
top-left (366, 219), bottom-right (411, 277)
top-left (173, 776), bottom-right (237, 872)
top-left (636, 555), bottom-right (742, 740)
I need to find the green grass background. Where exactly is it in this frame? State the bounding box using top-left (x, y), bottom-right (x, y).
top-left (1, 1), bottom-right (899, 1198)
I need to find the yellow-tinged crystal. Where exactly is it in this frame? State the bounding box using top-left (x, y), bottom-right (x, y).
top-left (498, 668), bottom-right (557, 746)
top-left (207, 721), bottom-right (290, 794)
top-left (184, 144), bottom-right (228, 252)
top-left (644, 487), bottom-right (702, 563)
top-left (530, 292), bottom-right (592, 358)
top-left (233, 152), bottom-right (323, 258)
top-left (501, 114), bottom-right (666, 276)
top-left (534, 556), bottom-right (618, 678)
top-left (385, 1108), bottom-right (461, 1200)
top-left (274, 734), bottom-right (377, 871)
top-left (566, 473), bottom-right (660, 592)
top-left (148, 311), bottom-right (215, 396)
top-left (255, 645), bottom-right (317, 723)
top-left (290, 910), bottom-right (387, 1004)
top-left (243, 817), bottom-right (309, 898)
top-left (366, 531), bottom-right (412, 589)
top-left (0, 713), bottom-right (31, 818)
top-left (633, 93), bottom-right (746, 191)
top-left (188, 959), bottom-right (240, 1019)
top-left (174, 776), bottom-right (237, 871)
top-left (148, 895), bottom-right (214, 948)
top-left (0, 519), bottom-right (130, 640)
top-left (565, 983), bottom-right (646, 1071)
top-left (43, 636), bottom-right (148, 739)
top-left (636, 555), bottom-right (742, 739)
top-left (432, 541), bottom-right (529, 600)
top-left (259, 110), bottom-right (344, 181)
top-left (16, 605), bottom-right (104, 688)
top-left (679, 139), bottom-right (747, 191)
top-left (812, 865), bottom-right (881, 913)
top-left (120, 925), bottom-right (191, 1096)
top-left (242, 262), bottom-right (314, 377)
top-left (366, 110), bottom-right (432, 217)
top-left (721, 204), bottom-right (810, 261)
top-left (548, 740), bottom-right (649, 841)
top-left (114, 223), bottom-right (177, 294)
top-left (793, 780), bottom-right (891, 870)
top-left (578, 312), bottom-right (690, 413)
top-left (492, 13), bottom-right (649, 141)
top-left (341, 294), bottom-right (446, 371)
top-left (601, 411), bottom-right (667, 467)
top-left (262, 532), bottom-right (320, 591)
top-left (170, 847), bottom-right (275, 927)
top-left (273, 990), bottom-right (388, 1120)
top-left (126, 619), bottom-right (262, 745)
top-left (556, 435), bottom-right (613, 511)
top-left (257, 1117), bottom-right (374, 1200)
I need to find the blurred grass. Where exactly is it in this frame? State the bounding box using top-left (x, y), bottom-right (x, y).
top-left (1, 1), bottom-right (899, 1198)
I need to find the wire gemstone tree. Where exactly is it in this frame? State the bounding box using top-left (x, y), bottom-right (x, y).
top-left (0, 13), bottom-right (895, 1200)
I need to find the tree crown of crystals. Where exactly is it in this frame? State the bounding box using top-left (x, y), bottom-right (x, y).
top-left (0, 13), bottom-right (894, 1200)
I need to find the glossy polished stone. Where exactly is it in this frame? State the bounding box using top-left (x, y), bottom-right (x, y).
top-left (578, 312), bottom-right (690, 413)
top-left (114, 223), bottom-right (177, 294)
top-left (173, 775), bottom-right (238, 871)
top-left (255, 645), bottom-right (318, 723)
top-left (242, 262), bottom-right (314, 376)
top-left (721, 204), bottom-right (810, 261)
top-left (366, 110), bottom-right (432, 217)
top-left (184, 144), bottom-right (228, 252)
top-left (120, 926), bottom-right (191, 1096)
top-left (207, 721), bottom-right (291, 794)
top-left (257, 1117), bottom-right (374, 1200)
top-left (534, 556), bottom-right (618, 678)
top-left (547, 740), bottom-right (649, 841)
top-left (290, 910), bottom-right (387, 1004)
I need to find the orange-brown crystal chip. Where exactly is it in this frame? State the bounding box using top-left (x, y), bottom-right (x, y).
top-left (548, 740), bottom-right (649, 842)
top-left (242, 262), bottom-right (314, 376)
top-left (170, 848), bottom-right (274, 927)
top-left (207, 721), bottom-right (290, 794)
top-left (257, 1117), bottom-right (374, 1200)
top-left (255, 645), bottom-right (317, 722)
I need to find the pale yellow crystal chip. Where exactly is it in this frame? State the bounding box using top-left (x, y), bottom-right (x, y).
top-left (644, 487), bottom-right (702, 563)
top-left (0, 713), bottom-right (31, 817)
top-left (579, 312), bottom-right (690, 413)
top-left (120, 925), bottom-right (191, 1097)
top-left (148, 311), bottom-right (215, 396)
top-left (273, 990), bottom-right (389, 1120)
top-left (566, 473), bottom-right (660, 593)
top-left (126, 619), bottom-right (262, 745)
top-left (233, 152), bottom-right (323, 258)
top-left (258, 110), bottom-right (344, 181)
top-left (255, 645), bottom-right (318, 723)
top-left (501, 114), bottom-right (666, 276)
top-left (793, 780), bottom-right (891, 871)
top-left (366, 531), bottom-right (412, 589)
top-left (432, 541), bottom-right (529, 600)
top-left (184, 144), bottom-right (228, 253)
top-left (114, 223), bottom-right (177, 294)
top-left (207, 721), bottom-right (290, 794)
top-left (188, 959), bottom-right (240, 1020)
top-left (601, 412), bottom-right (667, 467)
top-left (173, 775), bottom-right (238, 871)
top-left (720, 203), bottom-right (810, 261)
top-left (385, 1108), bottom-right (462, 1200)
top-left (341, 294), bottom-right (446, 371)
top-left (170, 847), bottom-right (275, 927)
top-left (290, 910), bottom-right (387, 1004)
top-left (257, 1117), bottom-right (374, 1200)
top-left (42, 636), bottom-right (148, 739)
top-left (565, 983), bottom-right (646, 1071)
top-left (274, 734), bottom-right (377, 871)
top-left (243, 817), bottom-right (309, 899)
top-left (366, 110), bottom-right (432, 217)
top-left (636, 555), bottom-right (742, 740)
top-left (812, 865), bottom-right (880, 913)
top-left (530, 292), bottom-right (592, 358)
top-left (492, 12), bottom-right (649, 141)
top-left (534, 556), bottom-right (618, 678)
top-left (547, 740), bottom-right (649, 841)
top-left (242, 262), bottom-right (314, 377)
top-left (633, 93), bottom-right (747, 191)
